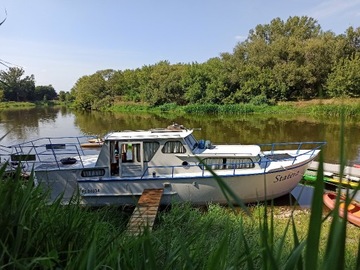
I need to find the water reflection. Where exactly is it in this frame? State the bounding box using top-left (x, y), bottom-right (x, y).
top-left (1, 107), bottom-right (360, 165)
top-left (0, 107), bottom-right (80, 145)
top-left (73, 110), bottom-right (360, 165)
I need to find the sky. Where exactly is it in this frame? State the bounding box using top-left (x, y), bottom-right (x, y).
top-left (1, 0), bottom-right (360, 92)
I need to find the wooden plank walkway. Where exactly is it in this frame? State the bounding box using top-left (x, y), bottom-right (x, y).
top-left (127, 188), bottom-right (164, 235)
top-left (308, 161), bottom-right (360, 178)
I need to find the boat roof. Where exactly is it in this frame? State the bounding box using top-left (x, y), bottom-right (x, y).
top-left (193, 145), bottom-right (261, 157)
top-left (104, 128), bottom-right (194, 141)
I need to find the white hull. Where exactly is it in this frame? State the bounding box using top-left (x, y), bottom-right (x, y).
top-left (35, 158), bottom-right (313, 206)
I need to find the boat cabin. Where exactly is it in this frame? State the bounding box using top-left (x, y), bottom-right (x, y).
top-left (94, 125), bottom-right (261, 178)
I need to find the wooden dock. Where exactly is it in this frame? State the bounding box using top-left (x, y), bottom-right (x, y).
top-left (127, 188), bottom-right (164, 235)
top-left (308, 161), bottom-right (360, 178)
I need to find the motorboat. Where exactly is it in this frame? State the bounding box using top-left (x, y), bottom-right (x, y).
top-left (1, 123), bottom-right (325, 206)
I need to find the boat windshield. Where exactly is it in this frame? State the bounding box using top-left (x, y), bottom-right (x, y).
top-left (184, 134), bottom-right (198, 150)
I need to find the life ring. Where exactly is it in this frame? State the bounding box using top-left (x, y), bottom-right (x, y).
top-left (60, 157), bottom-right (77, 165)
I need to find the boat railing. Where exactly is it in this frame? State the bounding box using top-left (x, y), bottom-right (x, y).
top-left (140, 159), bottom-right (285, 179)
top-left (259, 141), bottom-right (326, 165)
top-left (3, 136), bottom-right (99, 170)
top-left (0, 144), bottom-right (12, 165)
top-left (141, 141), bottom-right (326, 179)
top-left (259, 141), bottom-right (326, 154)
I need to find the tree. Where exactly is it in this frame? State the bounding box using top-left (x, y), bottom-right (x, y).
top-left (58, 91), bottom-right (66, 102)
top-left (71, 72), bottom-right (111, 110)
top-left (326, 53), bottom-right (360, 97)
top-left (108, 69), bottom-right (142, 102)
top-left (230, 16), bottom-right (335, 101)
top-left (144, 61), bottom-right (187, 106)
top-left (34, 85), bottom-right (57, 101)
top-left (0, 67), bottom-right (35, 101)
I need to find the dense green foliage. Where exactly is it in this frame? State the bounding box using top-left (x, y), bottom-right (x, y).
top-left (0, 67), bottom-right (57, 102)
top-left (69, 16), bottom-right (360, 110)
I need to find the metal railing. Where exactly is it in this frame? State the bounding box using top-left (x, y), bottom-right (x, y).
top-left (2, 136), bottom-right (99, 170)
top-left (139, 141), bottom-right (326, 179)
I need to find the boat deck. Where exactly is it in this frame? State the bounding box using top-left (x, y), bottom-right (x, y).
top-left (34, 155), bottom-right (99, 170)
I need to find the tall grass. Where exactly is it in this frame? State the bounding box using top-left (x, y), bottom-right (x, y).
top-left (1, 116), bottom-right (360, 268)
top-left (109, 101), bottom-right (360, 117)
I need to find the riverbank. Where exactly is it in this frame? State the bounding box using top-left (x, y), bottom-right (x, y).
top-left (1, 168), bottom-right (359, 268)
top-left (110, 98), bottom-right (360, 116)
top-left (0, 101), bottom-right (67, 110)
top-left (2, 98), bottom-right (360, 117)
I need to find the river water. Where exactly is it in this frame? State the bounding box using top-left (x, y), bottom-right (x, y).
top-left (1, 106), bottom-right (359, 206)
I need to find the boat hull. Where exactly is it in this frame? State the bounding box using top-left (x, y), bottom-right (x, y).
top-left (35, 160), bottom-right (312, 206)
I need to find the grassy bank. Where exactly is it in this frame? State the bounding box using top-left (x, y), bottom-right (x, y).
top-left (0, 101), bottom-right (35, 110)
top-left (0, 101), bottom-right (70, 110)
top-left (1, 98), bottom-right (360, 117)
top-left (110, 98), bottom-right (360, 117)
top-left (1, 164), bottom-right (359, 269)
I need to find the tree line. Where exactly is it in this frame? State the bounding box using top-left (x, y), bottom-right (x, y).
top-left (0, 67), bottom-right (57, 102)
top-left (71, 16), bottom-right (360, 110)
top-left (2, 16), bottom-right (360, 109)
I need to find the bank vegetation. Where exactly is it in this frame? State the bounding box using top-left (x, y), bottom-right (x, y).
top-left (67, 16), bottom-right (360, 111)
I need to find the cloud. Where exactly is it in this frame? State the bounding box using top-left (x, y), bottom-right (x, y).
top-left (308, 0), bottom-right (360, 19)
top-left (235, 35), bottom-right (247, 41)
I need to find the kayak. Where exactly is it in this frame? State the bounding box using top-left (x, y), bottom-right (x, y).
top-left (303, 172), bottom-right (359, 189)
top-left (323, 191), bottom-right (360, 227)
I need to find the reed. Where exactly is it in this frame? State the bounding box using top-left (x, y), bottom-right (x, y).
top-left (109, 99), bottom-right (360, 117)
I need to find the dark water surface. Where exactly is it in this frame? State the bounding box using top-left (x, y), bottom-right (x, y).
top-left (1, 107), bottom-right (359, 206)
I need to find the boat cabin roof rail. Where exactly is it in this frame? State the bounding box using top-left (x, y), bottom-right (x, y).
top-left (259, 141), bottom-right (326, 155)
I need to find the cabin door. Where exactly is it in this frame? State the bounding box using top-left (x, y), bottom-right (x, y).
top-left (118, 142), bottom-right (144, 177)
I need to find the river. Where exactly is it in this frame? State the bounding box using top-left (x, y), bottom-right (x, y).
top-left (1, 106), bottom-right (360, 164)
top-left (1, 106), bottom-right (359, 206)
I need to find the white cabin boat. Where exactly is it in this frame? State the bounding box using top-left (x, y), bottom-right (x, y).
top-left (2, 124), bottom-right (325, 206)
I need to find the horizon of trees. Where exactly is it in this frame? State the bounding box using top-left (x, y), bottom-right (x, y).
top-left (1, 16), bottom-right (360, 108)
top-left (0, 67), bottom-right (57, 102)
top-left (70, 16), bottom-right (360, 110)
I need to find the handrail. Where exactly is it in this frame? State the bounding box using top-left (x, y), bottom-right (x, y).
top-left (140, 142), bottom-right (324, 179)
top-left (2, 135), bottom-right (98, 170)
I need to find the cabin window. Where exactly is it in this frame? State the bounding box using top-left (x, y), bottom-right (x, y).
top-left (162, 141), bottom-right (186, 154)
top-left (226, 158), bottom-right (254, 169)
top-left (81, 169), bottom-right (105, 177)
top-left (120, 143), bottom-right (136, 163)
top-left (184, 135), bottom-right (198, 150)
top-left (202, 158), bottom-right (223, 170)
top-left (200, 158), bottom-right (254, 170)
top-left (142, 141), bottom-right (160, 162)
